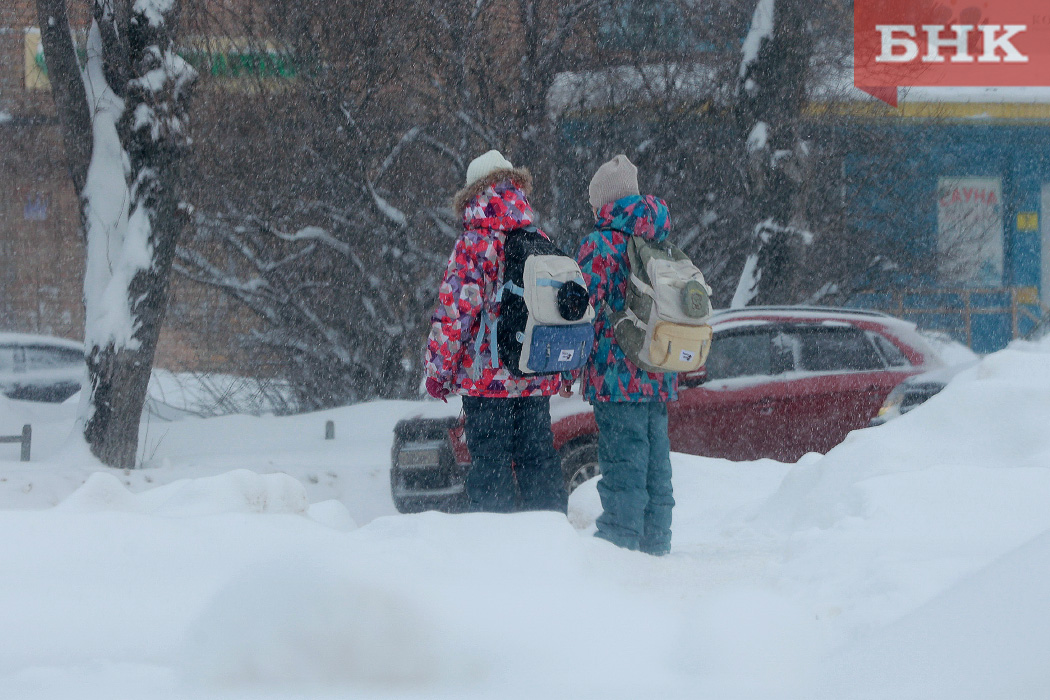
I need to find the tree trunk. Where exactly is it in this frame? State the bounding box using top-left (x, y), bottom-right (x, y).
top-left (38, 0), bottom-right (195, 468)
top-left (85, 180), bottom-right (186, 468)
top-left (36, 0), bottom-right (91, 193)
top-left (734, 0), bottom-right (814, 307)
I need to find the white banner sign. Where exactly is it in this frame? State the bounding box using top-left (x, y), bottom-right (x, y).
top-left (937, 177), bottom-right (1005, 287)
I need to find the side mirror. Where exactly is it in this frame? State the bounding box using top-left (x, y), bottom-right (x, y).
top-left (680, 367), bottom-right (708, 388)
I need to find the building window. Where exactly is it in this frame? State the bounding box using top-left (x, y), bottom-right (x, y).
top-left (24, 28), bottom-right (49, 91)
top-left (23, 193), bottom-right (49, 222)
top-left (599, 1), bottom-right (698, 54)
top-left (936, 177), bottom-right (1004, 288)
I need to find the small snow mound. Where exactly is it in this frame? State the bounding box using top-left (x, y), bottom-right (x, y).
top-left (57, 469), bottom-right (310, 517)
top-left (56, 472), bottom-right (139, 512)
top-left (567, 477), bottom-right (601, 531)
top-left (307, 499), bottom-right (357, 531)
top-left (180, 560), bottom-right (462, 689)
top-left (139, 469), bottom-right (308, 517)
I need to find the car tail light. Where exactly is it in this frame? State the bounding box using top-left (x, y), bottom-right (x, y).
top-left (449, 424), bottom-right (471, 465)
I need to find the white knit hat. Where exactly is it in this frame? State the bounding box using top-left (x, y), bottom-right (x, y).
top-left (465, 150), bottom-right (515, 189)
top-left (589, 154), bottom-right (640, 210)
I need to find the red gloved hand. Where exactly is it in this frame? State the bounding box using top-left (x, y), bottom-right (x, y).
top-left (426, 378), bottom-right (449, 403)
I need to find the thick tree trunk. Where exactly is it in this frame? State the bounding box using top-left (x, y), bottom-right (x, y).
top-left (85, 183), bottom-right (186, 469)
top-left (84, 347), bottom-right (155, 467)
top-left (37, 0), bottom-right (195, 468)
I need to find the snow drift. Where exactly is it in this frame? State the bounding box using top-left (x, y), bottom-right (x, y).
top-left (2, 336), bottom-right (1050, 698)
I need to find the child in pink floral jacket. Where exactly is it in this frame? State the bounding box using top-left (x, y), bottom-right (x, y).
top-left (424, 150), bottom-right (567, 514)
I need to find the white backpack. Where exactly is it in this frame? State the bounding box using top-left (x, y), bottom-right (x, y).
top-left (611, 237), bottom-right (713, 373)
top-left (478, 227), bottom-right (596, 376)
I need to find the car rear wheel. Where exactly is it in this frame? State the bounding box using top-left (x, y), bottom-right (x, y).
top-left (561, 440), bottom-right (599, 493)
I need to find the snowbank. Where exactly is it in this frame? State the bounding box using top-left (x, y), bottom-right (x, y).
top-left (2, 336), bottom-right (1050, 698)
top-left (57, 469), bottom-right (311, 517)
top-left (0, 397), bottom-right (461, 521)
top-left (816, 528), bottom-right (1050, 700)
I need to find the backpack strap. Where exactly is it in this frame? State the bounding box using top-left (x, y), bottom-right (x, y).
top-left (629, 273), bottom-right (655, 298)
top-left (475, 309), bottom-right (500, 369)
top-left (625, 236), bottom-right (656, 298)
top-left (535, 277), bottom-right (586, 289)
top-left (472, 225), bottom-right (545, 371)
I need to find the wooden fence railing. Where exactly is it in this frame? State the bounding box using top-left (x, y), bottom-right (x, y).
top-left (858, 288), bottom-right (1045, 348)
top-left (0, 425), bottom-right (32, 462)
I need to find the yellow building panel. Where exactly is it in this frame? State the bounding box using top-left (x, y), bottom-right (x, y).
top-left (1017, 287), bottom-right (1041, 306)
top-left (24, 29), bottom-right (49, 91)
top-left (1018, 212), bottom-right (1040, 232)
top-left (809, 101), bottom-right (1050, 122)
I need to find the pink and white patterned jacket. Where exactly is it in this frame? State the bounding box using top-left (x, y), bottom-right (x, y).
top-left (424, 181), bottom-right (561, 398)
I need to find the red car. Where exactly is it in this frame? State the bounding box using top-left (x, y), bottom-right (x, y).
top-left (391, 307), bottom-right (944, 512)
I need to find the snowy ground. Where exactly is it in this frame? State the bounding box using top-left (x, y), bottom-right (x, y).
top-left (2, 337), bottom-right (1050, 699)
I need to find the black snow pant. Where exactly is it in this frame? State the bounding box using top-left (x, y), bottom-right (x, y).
top-left (462, 395), bottom-right (568, 514)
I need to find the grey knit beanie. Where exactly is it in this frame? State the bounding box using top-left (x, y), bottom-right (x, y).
top-left (589, 155), bottom-right (640, 210)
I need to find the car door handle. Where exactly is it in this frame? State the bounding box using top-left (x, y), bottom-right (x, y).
top-left (754, 400), bottom-right (776, 415)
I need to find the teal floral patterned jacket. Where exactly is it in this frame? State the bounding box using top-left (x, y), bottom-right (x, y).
top-left (568, 195), bottom-right (679, 403)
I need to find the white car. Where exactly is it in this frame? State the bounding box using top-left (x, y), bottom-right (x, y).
top-left (0, 333), bottom-right (85, 403)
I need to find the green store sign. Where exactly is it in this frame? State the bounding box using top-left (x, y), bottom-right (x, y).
top-left (29, 32), bottom-right (297, 84)
top-left (181, 48), bottom-right (298, 79)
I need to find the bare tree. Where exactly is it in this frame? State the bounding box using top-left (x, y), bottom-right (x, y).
top-left (174, 0), bottom-right (448, 408)
top-left (174, 0), bottom-right (606, 407)
top-left (410, 0), bottom-right (603, 222)
top-left (37, 0), bottom-right (196, 467)
top-left (172, 0), bottom-right (949, 409)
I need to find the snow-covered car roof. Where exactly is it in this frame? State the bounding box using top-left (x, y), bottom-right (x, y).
top-left (709, 306), bottom-right (942, 367)
top-left (0, 333), bottom-right (84, 351)
top-left (710, 306), bottom-right (910, 328)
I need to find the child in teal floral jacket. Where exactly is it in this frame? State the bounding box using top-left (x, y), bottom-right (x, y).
top-left (562, 155), bottom-right (677, 554)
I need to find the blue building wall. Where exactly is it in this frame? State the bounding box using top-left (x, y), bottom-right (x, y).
top-left (843, 117), bottom-right (1050, 352)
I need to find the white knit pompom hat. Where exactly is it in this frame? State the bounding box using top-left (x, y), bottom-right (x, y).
top-left (465, 150), bottom-right (515, 189)
top-left (589, 154), bottom-right (640, 210)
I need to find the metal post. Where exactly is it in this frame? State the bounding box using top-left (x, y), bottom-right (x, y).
top-left (20, 424), bottom-right (31, 462)
top-left (1012, 289), bottom-right (1020, 339)
top-left (964, 291), bottom-right (973, 348)
top-left (325, 420), bottom-right (334, 440)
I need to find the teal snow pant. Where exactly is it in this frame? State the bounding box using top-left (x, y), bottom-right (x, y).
top-left (592, 401), bottom-right (674, 555)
